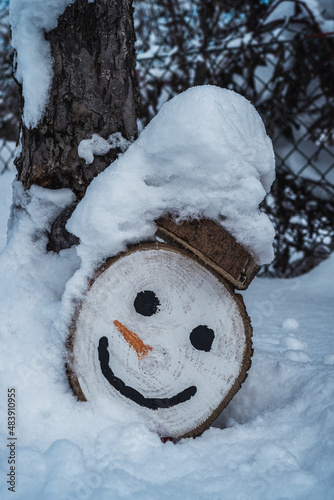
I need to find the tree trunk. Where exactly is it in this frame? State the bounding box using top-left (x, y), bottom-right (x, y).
top-left (15, 0), bottom-right (139, 200)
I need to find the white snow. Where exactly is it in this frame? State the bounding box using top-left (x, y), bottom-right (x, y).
top-left (282, 318), bottom-right (300, 331)
top-left (9, 0), bottom-right (76, 128)
top-left (324, 354), bottom-right (334, 365)
top-left (0, 170), bottom-right (12, 250)
top-left (69, 86), bottom-right (275, 268)
top-left (0, 141), bottom-right (16, 251)
top-left (2, 0), bottom-right (333, 496)
top-left (8, 0), bottom-right (334, 131)
top-left (78, 133), bottom-right (131, 165)
top-left (0, 165), bottom-right (334, 499)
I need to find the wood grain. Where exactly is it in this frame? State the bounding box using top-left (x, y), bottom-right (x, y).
top-left (156, 217), bottom-right (259, 290)
top-left (67, 243), bottom-right (253, 439)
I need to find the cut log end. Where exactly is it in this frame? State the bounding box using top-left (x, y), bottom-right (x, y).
top-left (67, 243), bottom-right (253, 439)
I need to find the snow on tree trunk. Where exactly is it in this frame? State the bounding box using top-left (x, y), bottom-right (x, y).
top-left (15, 0), bottom-right (139, 199)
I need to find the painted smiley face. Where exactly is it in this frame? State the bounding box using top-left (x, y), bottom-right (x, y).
top-left (68, 244), bottom-right (252, 438)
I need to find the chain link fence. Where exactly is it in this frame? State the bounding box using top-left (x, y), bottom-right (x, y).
top-left (0, 139), bottom-right (16, 174)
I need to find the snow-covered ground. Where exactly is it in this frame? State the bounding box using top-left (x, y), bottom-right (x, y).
top-left (0, 161), bottom-right (333, 500)
top-left (0, 166), bottom-right (13, 251)
top-left (70, 87), bottom-right (275, 268)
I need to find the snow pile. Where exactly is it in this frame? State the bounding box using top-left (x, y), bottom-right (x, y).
top-left (69, 86), bottom-right (275, 267)
top-left (0, 170), bottom-right (333, 498)
top-left (0, 171), bottom-right (13, 250)
top-left (9, 0), bottom-right (75, 128)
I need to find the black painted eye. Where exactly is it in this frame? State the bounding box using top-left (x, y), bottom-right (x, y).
top-left (134, 290), bottom-right (160, 316)
top-left (190, 325), bottom-right (215, 352)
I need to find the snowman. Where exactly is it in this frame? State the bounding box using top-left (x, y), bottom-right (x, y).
top-left (66, 85), bottom-right (275, 439)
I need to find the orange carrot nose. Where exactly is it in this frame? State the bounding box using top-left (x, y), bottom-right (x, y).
top-left (113, 320), bottom-right (153, 359)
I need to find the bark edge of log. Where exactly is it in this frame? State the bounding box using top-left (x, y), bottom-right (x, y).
top-left (156, 217), bottom-right (260, 290)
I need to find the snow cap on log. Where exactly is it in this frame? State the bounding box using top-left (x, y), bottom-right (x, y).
top-left (68, 85), bottom-right (275, 267)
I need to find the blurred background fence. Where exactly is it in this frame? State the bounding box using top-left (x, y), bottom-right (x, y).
top-left (0, 139), bottom-right (16, 173)
top-left (1, 0), bottom-right (333, 277)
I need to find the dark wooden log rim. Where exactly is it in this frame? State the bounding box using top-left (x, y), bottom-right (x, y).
top-left (67, 242), bottom-right (253, 440)
top-left (156, 217), bottom-right (260, 290)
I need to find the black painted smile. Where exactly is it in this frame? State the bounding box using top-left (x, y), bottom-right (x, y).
top-left (98, 336), bottom-right (197, 410)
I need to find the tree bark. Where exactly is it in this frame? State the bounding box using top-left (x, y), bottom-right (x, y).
top-left (15, 0), bottom-right (139, 200)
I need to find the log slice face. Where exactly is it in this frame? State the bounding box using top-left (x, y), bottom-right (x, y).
top-left (67, 243), bottom-right (252, 439)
